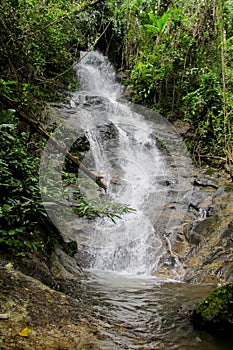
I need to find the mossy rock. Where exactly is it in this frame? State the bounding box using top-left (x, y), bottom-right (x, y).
top-left (191, 283), bottom-right (233, 334)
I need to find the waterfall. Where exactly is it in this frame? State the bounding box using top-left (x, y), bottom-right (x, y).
top-left (70, 51), bottom-right (171, 275)
top-left (40, 50), bottom-right (193, 277)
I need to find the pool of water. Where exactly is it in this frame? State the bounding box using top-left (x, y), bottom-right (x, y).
top-left (62, 271), bottom-right (232, 350)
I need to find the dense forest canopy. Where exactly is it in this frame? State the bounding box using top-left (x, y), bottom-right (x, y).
top-left (0, 0), bottom-right (232, 257)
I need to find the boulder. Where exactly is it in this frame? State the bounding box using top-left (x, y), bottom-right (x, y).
top-left (191, 283), bottom-right (233, 335)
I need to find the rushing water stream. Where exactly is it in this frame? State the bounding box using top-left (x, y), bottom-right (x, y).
top-left (41, 51), bottom-right (232, 349)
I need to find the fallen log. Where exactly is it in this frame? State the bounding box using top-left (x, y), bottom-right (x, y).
top-left (0, 93), bottom-right (107, 191)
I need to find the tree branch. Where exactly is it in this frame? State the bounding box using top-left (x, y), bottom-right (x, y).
top-left (0, 93), bottom-right (107, 191)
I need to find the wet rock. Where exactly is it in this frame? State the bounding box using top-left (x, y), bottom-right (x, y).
top-left (74, 247), bottom-right (94, 269)
top-left (177, 304), bottom-right (194, 319)
top-left (72, 95), bottom-right (109, 108)
top-left (116, 69), bottom-right (129, 82)
top-left (172, 119), bottom-right (191, 136)
top-left (191, 283), bottom-right (233, 335)
top-left (70, 134), bottom-right (90, 152)
top-left (15, 253), bottom-right (56, 288)
top-left (189, 190), bottom-right (215, 218)
top-left (212, 184), bottom-right (233, 210)
top-left (193, 178), bottom-right (218, 189)
top-left (51, 247), bottom-right (83, 278)
top-left (159, 255), bottom-right (176, 269)
top-left (159, 179), bottom-right (177, 187)
top-left (183, 185), bottom-right (233, 283)
top-left (184, 214), bottom-right (220, 245)
top-left (206, 205), bottom-right (219, 216)
top-left (65, 240), bottom-right (79, 256)
top-left (96, 121), bottom-right (119, 141)
top-left (122, 85), bottom-right (131, 99)
top-left (167, 230), bottom-right (190, 258)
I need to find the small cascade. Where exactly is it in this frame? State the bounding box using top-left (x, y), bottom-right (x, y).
top-left (77, 51), bottom-right (122, 100)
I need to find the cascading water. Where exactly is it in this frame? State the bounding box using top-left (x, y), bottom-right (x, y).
top-left (69, 51), bottom-right (188, 277)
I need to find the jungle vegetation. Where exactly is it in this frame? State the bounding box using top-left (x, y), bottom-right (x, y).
top-left (0, 0), bottom-right (232, 257)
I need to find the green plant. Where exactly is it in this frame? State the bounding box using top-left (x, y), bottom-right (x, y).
top-left (144, 10), bottom-right (170, 45)
top-left (183, 71), bottom-right (232, 162)
top-left (0, 0), bottom-right (110, 108)
top-left (117, 0), bottom-right (233, 173)
top-left (0, 112), bottom-right (47, 256)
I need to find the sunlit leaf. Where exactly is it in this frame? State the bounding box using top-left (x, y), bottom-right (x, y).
top-left (18, 327), bottom-right (32, 337)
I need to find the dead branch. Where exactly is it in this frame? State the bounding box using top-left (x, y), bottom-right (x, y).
top-left (0, 93), bottom-right (107, 191)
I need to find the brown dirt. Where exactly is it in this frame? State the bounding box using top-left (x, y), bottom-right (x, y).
top-left (0, 263), bottom-right (101, 350)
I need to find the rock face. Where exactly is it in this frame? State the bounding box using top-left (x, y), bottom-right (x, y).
top-left (152, 175), bottom-right (233, 283)
top-left (50, 247), bottom-right (83, 279)
top-left (191, 283), bottom-right (233, 334)
top-left (183, 184), bottom-right (233, 283)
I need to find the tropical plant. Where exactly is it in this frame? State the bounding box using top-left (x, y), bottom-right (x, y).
top-left (118, 0), bottom-right (232, 174)
top-left (0, 110), bottom-right (47, 256)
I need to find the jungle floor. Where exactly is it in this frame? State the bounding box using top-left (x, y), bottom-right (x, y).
top-left (0, 262), bottom-right (101, 350)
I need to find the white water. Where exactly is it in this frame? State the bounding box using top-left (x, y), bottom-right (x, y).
top-left (70, 51), bottom-right (189, 277)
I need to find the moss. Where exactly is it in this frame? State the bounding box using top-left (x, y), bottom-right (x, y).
top-left (191, 283), bottom-right (233, 334)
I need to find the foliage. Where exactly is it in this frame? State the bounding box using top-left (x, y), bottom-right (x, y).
top-left (117, 0), bottom-right (233, 172)
top-left (183, 71), bottom-right (227, 160)
top-left (0, 110), bottom-right (48, 256)
top-left (0, 0), bottom-right (107, 108)
top-left (18, 327), bottom-right (32, 337)
top-left (61, 173), bottom-right (135, 222)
